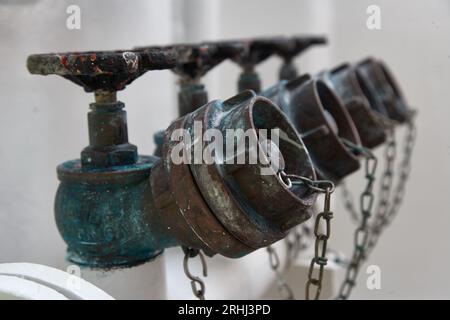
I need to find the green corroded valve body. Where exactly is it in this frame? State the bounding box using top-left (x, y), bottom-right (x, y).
top-left (27, 48), bottom-right (318, 267)
top-left (262, 75), bottom-right (361, 183)
top-left (27, 48), bottom-right (178, 268)
top-left (54, 155), bottom-right (175, 268)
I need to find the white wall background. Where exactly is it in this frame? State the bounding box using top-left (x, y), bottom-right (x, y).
top-left (0, 0), bottom-right (449, 299)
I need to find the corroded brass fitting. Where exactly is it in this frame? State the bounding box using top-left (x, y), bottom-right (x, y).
top-left (28, 48), bottom-right (178, 268)
top-left (151, 91), bottom-right (317, 258)
top-left (319, 63), bottom-right (388, 149)
top-left (356, 57), bottom-right (413, 123)
top-left (263, 75), bottom-right (361, 183)
top-left (28, 49), bottom-right (317, 267)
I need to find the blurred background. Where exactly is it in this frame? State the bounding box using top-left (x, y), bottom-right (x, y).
top-left (0, 0), bottom-right (449, 299)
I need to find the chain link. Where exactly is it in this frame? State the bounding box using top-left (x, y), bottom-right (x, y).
top-left (340, 182), bottom-right (359, 224)
top-left (364, 129), bottom-right (396, 258)
top-left (266, 245), bottom-right (295, 300)
top-left (385, 121), bottom-right (416, 225)
top-left (365, 121), bottom-right (416, 258)
top-left (337, 145), bottom-right (378, 300)
top-left (307, 187), bottom-right (333, 300)
top-left (284, 173), bottom-right (335, 300)
top-left (182, 247), bottom-right (208, 300)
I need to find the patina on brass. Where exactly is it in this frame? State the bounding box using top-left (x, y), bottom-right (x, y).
top-left (27, 48), bottom-right (178, 268)
top-left (262, 75), bottom-right (361, 183)
top-left (272, 35), bottom-right (327, 81)
top-left (356, 57), bottom-right (413, 123)
top-left (136, 42), bottom-right (245, 116)
top-left (136, 42), bottom-right (246, 157)
top-left (28, 48), bottom-right (318, 266)
top-left (319, 63), bottom-right (388, 149)
top-left (217, 36), bottom-right (326, 93)
top-left (151, 91), bottom-right (317, 257)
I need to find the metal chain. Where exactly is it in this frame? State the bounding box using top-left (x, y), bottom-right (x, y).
top-left (365, 121), bottom-right (416, 257)
top-left (285, 223), bottom-right (312, 267)
top-left (182, 246), bottom-right (208, 300)
top-left (337, 144), bottom-right (378, 300)
top-left (385, 121), bottom-right (416, 225)
top-left (364, 129), bottom-right (396, 258)
top-left (340, 181), bottom-right (359, 224)
top-left (266, 245), bottom-right (295, 300)
top-left (282, 172), bottom-right (335, 300)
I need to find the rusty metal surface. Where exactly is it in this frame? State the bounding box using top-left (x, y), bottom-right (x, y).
top-left (272, 35), bottom-right (327, 81)
top-left (151, 91), bottom-right (317, 257)
top-left (28, 48), bottom-right (179, 268)
top-left (31, 41), bottom-right (413, 269)
top-left (27, 48), bottom-right (176, 168)
top-left (319, 63), bottom-right (388, 149)
top-left (136, 42), bottom-right (245, 116)
top-left (81, 101), bottom-right (138, 168)
top-left (136, 42), bottom-right (245, 81)
top-left (263, 75), bottom-right (361, 183)
top-left (273, 36), bottom-right (326, 60)
top-left (150, 117), bottom-right (252, 258)
top-left (216, 38), bottom-right (279, 93)
top-left (27, 49), bottom-right (176, 92)
top-left (177, 83), bottom-right (208, 116)
top-left (356, 57), bottom-right (412, 123)
top-left (220, 36), bottom-right (326, 69)
top-left (213, 36), bottom-right (326, 91)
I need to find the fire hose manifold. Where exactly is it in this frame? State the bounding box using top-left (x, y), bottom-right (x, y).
top-left (27, 35), bottom-right (416, 300)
